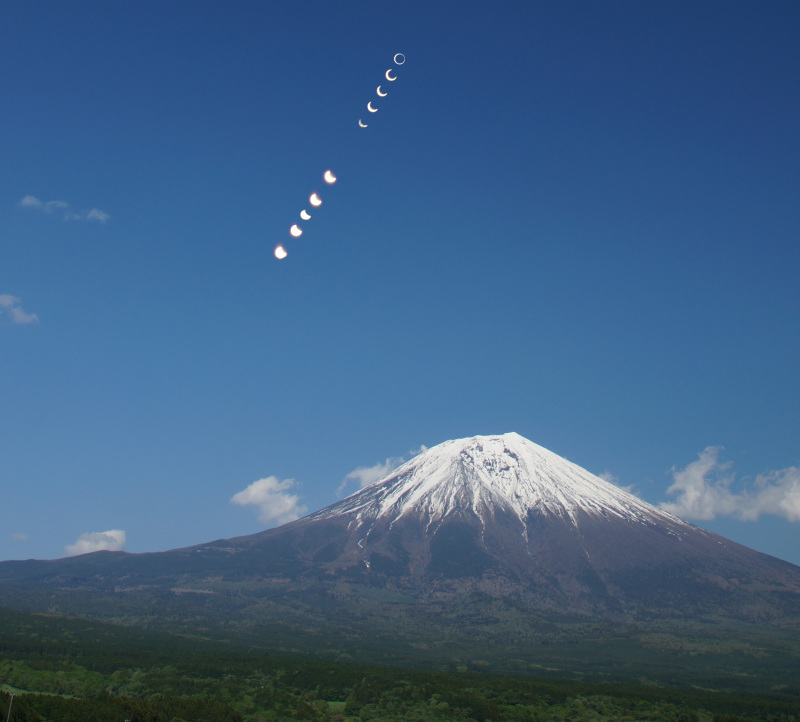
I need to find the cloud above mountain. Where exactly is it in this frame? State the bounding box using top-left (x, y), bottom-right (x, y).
top-left (660, 447), bottom-right (800, 522)
top-left (231, 476), bottom-right (307, 526)
top-left (337, 445), bottom-right (428, 496)
top-left (65, 529), bottom-right (126, 556)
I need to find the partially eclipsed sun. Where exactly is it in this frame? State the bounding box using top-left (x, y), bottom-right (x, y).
top-left (279, 54), bottom-right (408, 265)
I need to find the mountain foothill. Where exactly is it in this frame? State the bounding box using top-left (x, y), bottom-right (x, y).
top-left (2, 433), bottom-right (799, 684)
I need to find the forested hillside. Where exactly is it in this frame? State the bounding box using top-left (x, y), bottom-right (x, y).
top-left (2, 607), bottom-right (799, 721)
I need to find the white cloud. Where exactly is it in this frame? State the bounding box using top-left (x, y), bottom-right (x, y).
top-left (19, 195), bottom-right (109, 222)
top-left (337, 445), bottom-right (428, 496)
top-left (230, 476), bottom-right (307, 527)
top-left (65, 208), bottom-right (111, 223)
top-left (11, 532), bottom-right (28, 541)
top-left (19, 195), bottom-right (43, 208)
top-left (338, 458), bottom-right (400, 494)
top-left (65, 529), bottom-right (126, 556)
top-left (598, 470), bottom-right (618, 484)
top-left (598, 470), bottom-right (637, 494)
top-left (748, 467), bottom-right (800, 522)
top-left (660, 447), bottom-right (800, 522)
top-left (0, 294), bottom-right (39, 325)
top-left (85, 208), bottom-right (110, 223)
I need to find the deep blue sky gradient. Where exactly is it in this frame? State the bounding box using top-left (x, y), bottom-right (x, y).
top-left (2, 1), bottom-right (799, 562)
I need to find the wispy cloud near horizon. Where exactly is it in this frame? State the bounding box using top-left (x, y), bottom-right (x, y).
top-left (660, 447), bottom-right (800, 523)
top-left (337, 445), bottom-right (428, 497)
top-left (230, 476), bottom-right (307, 527)
top-left (0, 294), bottom-right (38, 325)
top-left (19, 195), bottom-right (110, 223)
top-left (598, 470), bottom-right (638, 493)
top-left (65, 529), bottom-right (126, 556)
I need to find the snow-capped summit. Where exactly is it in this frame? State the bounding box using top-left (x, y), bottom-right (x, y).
top-left (2, 433), bottom-right (800, 628)
top-left (263, 432), bottom-right (799, 617)
top-left (312, 433), bottom-right (689, 536)
top-left (3, 432), bottom-right (800, 677)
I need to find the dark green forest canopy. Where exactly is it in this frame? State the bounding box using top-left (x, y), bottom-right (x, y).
top-left (2, 607), bottom-right (800, 721)
top-left (3, 580), bottom-right (800, 693)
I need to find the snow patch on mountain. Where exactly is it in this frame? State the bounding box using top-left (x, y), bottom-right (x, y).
top-left (313, 433), bottom-right (692, 538)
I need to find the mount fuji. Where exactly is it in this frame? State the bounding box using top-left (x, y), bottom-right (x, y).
top-left (2, 433), bottom-right (798, 624)
top-left (207, 431), bottom-right (799, 619)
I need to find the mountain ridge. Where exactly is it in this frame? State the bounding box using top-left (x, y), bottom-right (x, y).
top-left (0, 433), bottom-right (800, 623)
top-left (1, 433), bottom-right (799, 672)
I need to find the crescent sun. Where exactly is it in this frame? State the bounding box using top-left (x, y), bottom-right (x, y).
top-left (274, 244), bottom-right (287, 260)
top-left (290, 224), bottom-right (303, 237)
top-left (376, 85), bottom-right (387, 97)
top-left (385, 69), bottom-right (396, 81)
top-left (324, 170), bottom-right (337, 184)
top-left (309, 193), bottom-right (322, 207)
top-left (358, 118), bottom-right (368, 127)
top-left (367, 101), bottom-right (378, 113)
top-left (300, 210), bottom-right (311, 220)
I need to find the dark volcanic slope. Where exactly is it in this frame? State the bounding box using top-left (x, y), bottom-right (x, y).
top-left (2, 433), bottom-right (800, 624)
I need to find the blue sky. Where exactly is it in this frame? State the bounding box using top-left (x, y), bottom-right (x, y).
top-left (2, 1), bottom-right (799, 565)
